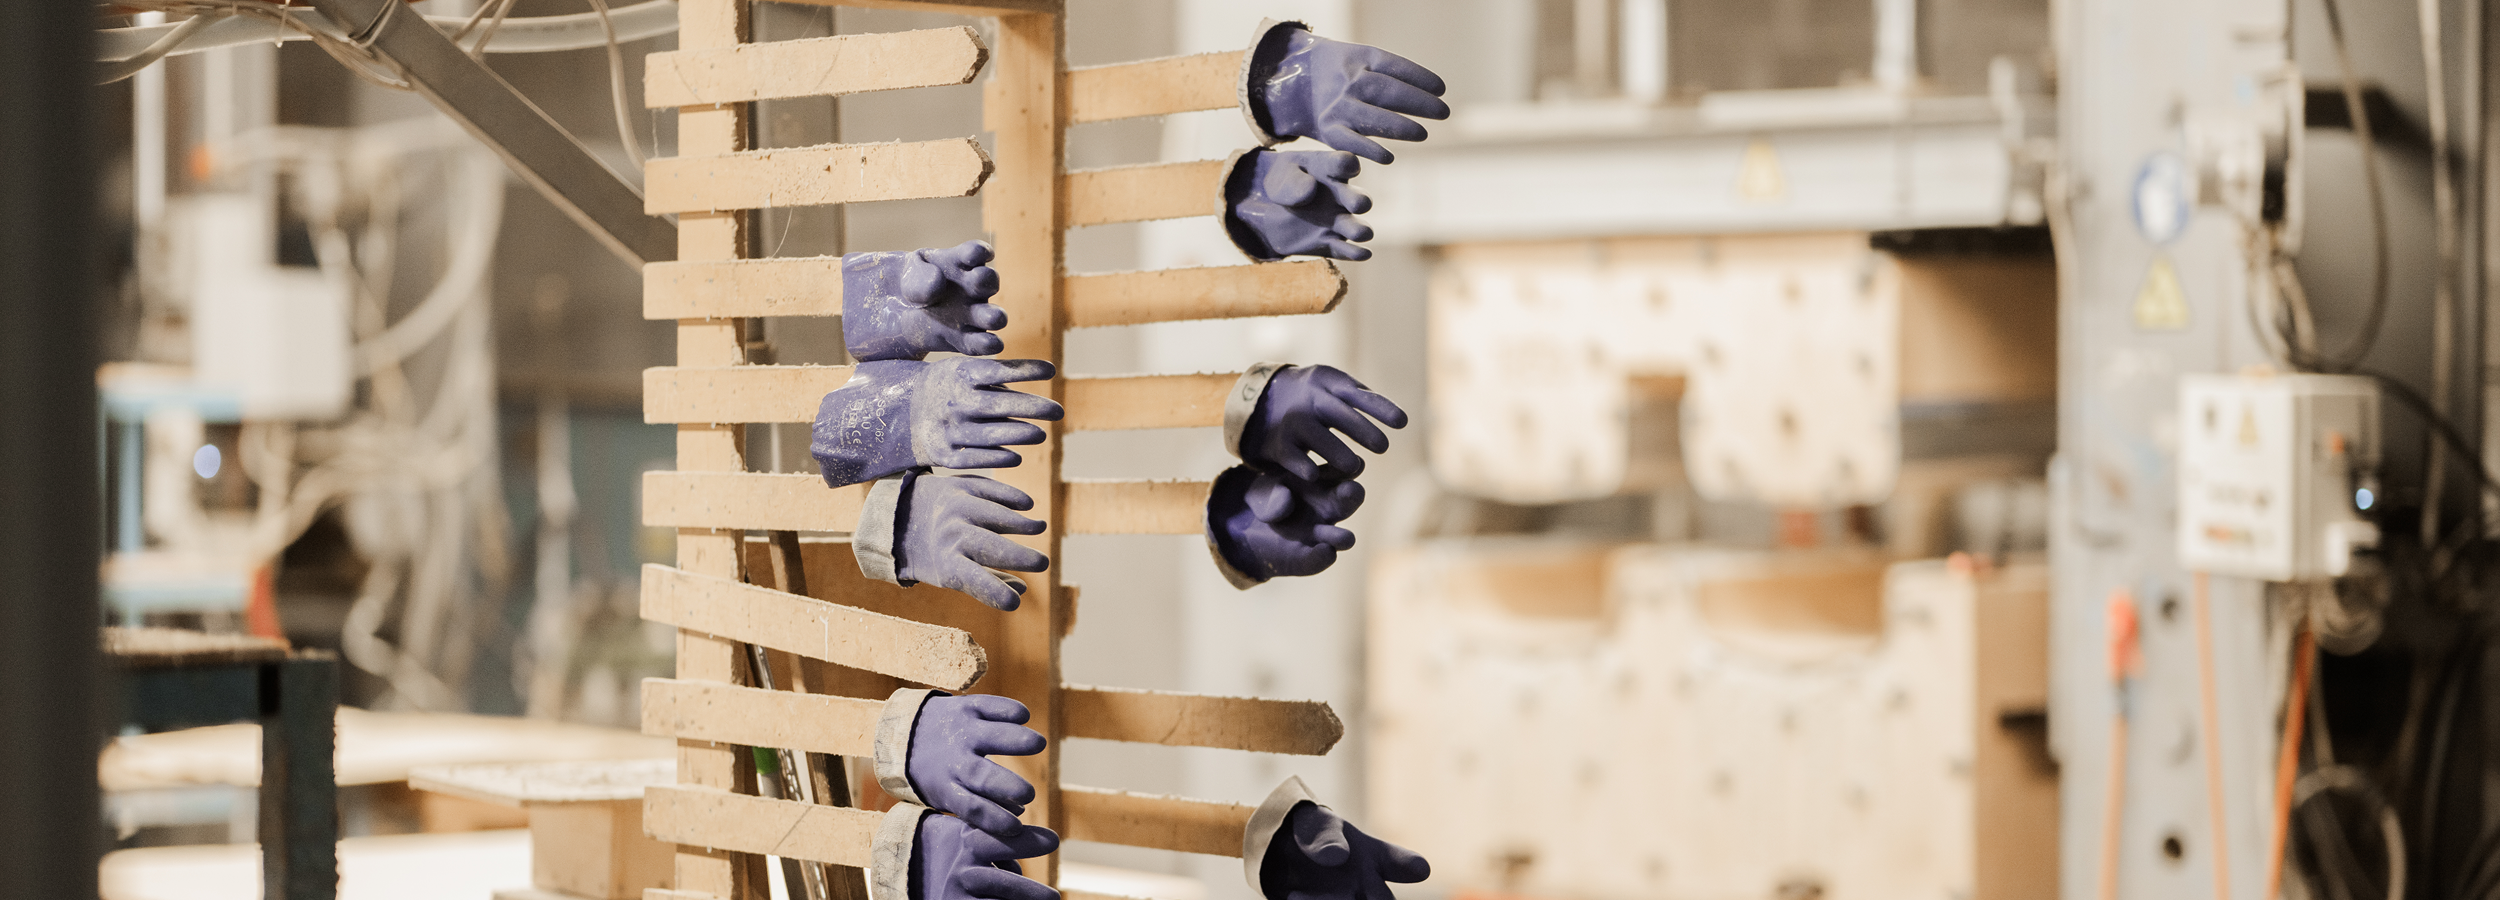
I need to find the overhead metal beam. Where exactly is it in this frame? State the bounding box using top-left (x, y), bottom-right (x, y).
top-left (305, 0), bottom-right (677, 268)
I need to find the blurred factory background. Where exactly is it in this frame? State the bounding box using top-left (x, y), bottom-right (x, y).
top-left (6, 0), bottom-right (2493, 897)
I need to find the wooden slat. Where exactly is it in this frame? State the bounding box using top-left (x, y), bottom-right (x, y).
top-left (1062, 685), bottom-right (1342, 755)
top-left (640, 564), bottom-right (987, 691)
top-left (1065, 51), bottom-right (1243, 124)
top-left (644, 366), bottom-right (851, 424)
top-left (643, 471), bottom-right (866, 533)
top-left (1061, 373), bottom-right (1235, 431)
top-left (644, 256), bottom-right (843, 320)
top-left (1064, 261), bottom-right (1345, 328)
top-left (647, 139), bottom-right (992, 215)
top-left (1064, 480), bottom-right (1209, 535)
top-left (646, 27), bottom-right (986, 107)
top-left (1062, 786), bottom-right (1253, 858)
top-left (641, 678), bottom-right (882, 757)
top-left (645, 785), bottom-right (880, 867)
top-left (1065, 160), bottom-right (1226, 227)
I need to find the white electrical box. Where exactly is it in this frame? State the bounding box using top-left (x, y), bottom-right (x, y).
top-left (2176, 374), bottom-right (2379, 581)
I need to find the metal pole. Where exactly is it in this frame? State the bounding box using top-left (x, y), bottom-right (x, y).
top-left (0, 2), bottom-right (105, 897)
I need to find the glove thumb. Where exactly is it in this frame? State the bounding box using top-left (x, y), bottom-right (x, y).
top-left (1290, 804), bottom-right (1352, 867)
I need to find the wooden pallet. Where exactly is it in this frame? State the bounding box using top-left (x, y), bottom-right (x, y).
top-left (641, 4), bottom-right (1347, 897)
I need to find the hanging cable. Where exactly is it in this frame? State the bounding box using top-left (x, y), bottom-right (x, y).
top-left (97, 12), bottom-right (223, 84)
top-left (2196, 572), bottom-right (2236, 900)
top-left (2298, 0), bottom-right (2393, 374)
top-left (586, 0), bottom-right (645, 171)
top-left (2418, 0), bottom-right (2458, 548)
top-left (2264, 623), bottom-right (2316, 900)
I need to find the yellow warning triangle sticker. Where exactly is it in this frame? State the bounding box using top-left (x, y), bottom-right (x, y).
top-left (1738, 138), bottom-right (1786, 203)
top-left (2134, 254), bottom-right (2189, 331)
top-left (2237, 405), bottom-right (2260, 446)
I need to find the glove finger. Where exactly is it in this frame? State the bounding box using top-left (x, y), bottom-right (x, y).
top-left (1298, 433), bottom-right (1367, 478)
top-left (951, 329), bottom-right (1008, 358)
top-left (964, 302), bottom-right (1010, 333)
top-left (1326, 384), bottom-right (1410, 429)
top-left (960, 537), bottom-right (1050, 577)
top-left (971, 391), bottom-right (1066, 423)
top-left (967, 824), bottom-right (1062, 861)
top-left (1262, 158), bottom-right (1322, 207)
top-left (1347, 71), bottom-right (1451, 122)
top-left (957, 867), bottom-right (1059, 900)
top-left (1291, 805), bottom-right (1353, 867)
top-left (1318, 124), bottom-right (1393, 164)
top-left (960, 357), bottom-right (1058, 387)
top-left (962, 756), bottom-right (1041, 807)
top-left (1357, 47), bottom-right (1449, 97)
top-left (1246, 476), bottom-right (1298, 522)
top-left (1335, 103), bottom-right (1432, 146)
top-left (957, 694), bottom-right (1034, 725)
top-left (1314, 402), bottom-right (1392, 453)
top-left (1299, 479), bottom-right (1365, 522)
top-left (959, 504), bottom-right (1050, 540)
top-left (947, 475), bottom-right (1037, 511)
top-left (1296, 150), bottom-right (1362, 182)
top-left (1267, 447), bottom-right (1323, 482)
top-left (1374, 837), bottom-right (1432, 883)
top-left (937, 447), bottom-right (1024, 471)
top-left (899, 254), bottom-right (945, 308)
top-left (948, 793), bottom-right (1030, 839)
top-left (1324, 240), bottom-right (1374, 262)
top-left (1319, 175), bottom-right (1373, 216)
top-left (939, 561), bottom-right (1024, 611)
top-left (1312, 522), bottom-right (1358, 552)
top-left (1272, 540), bottom-right (1339, 578)
top-left (1330, 213), bottom-right (1375, 244)
top-left (953, 420), bottom-right (1048, 449)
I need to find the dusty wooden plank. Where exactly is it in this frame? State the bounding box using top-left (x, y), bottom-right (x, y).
top-left (646, 28), bottom-right (986, 108)
top-left (644, 785), bottom-right (879, 867)
top-left (640, 564), bottom-right (987, 691)
top-left (644, 366), bottom-right (852, 425)
top-left (641, 678), bottom-right (881, 757)
top-left (1064, 160), bottom-right (1226, 228)
top-left (1065, 51), bottom-right (1242, 124)
top-left (642, 471), bottom-right (866, 533)
top-left (667, 0), bottom-right (757, 894)
top-left (1062, 685), bottom-right (1341, 755)
top-left (644, 256), bottom-right (844, 320)
top-left (1064, 480), bottom-right (1209, 535)
top-left (1061, 786), bottom-right (1253, 858)
top-left (1064, 261), bottom-right (1345, 328)
top-left (1061, 373), bottom-right (1234, 432)
top-left (978, 11), bottom-right (1067, 884)
top-left (647, 139), bottom-right (992, 215)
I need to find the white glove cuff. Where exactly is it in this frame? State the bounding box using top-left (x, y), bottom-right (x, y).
top-left (854, 472), bottom-right (916, 586)
top-left (1240, 775), bottom-right (1324, 893)
top-left (870, 803), bottom-right (932, 900)
top-left (1224, 363), bottom-right (1292, 459)
top-left (874, 687), bottom-right (946, 806)
top-left (1236, 19), bottom-right (1307, 146)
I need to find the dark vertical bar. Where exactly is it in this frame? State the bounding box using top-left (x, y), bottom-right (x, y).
top-left (0, 3), bottom-right (103, 899)
top-left (261, 654), bottom-right (339, 900)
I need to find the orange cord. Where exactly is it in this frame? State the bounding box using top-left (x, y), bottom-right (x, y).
top-left (2100, 589), bottom-right (2143, 900)
top-left (2261, 624), bottom-right (2315, 900)
top-left (2195, 571), bottom-right (2235, 900)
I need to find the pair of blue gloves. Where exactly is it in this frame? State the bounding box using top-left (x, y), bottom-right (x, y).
top-left (1207, 365), bottom-right (1408, 586)
top-left (812, 242), bottom-right (1053, 611)
top-left (890, 693), bottom-right (1425, 900)
top-left (1225, 22), bottom-right (1450, 263)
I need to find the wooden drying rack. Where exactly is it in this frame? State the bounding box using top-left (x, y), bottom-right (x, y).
top-left (634, 2), bottom-right (1351, 898)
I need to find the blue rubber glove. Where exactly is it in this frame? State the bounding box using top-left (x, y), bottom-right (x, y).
top-left (1224, 150), bottom-right (1373, 262)
top-left (911, 812), bottom-right (1061, 900)
top-left (1239, 365), bottom-right (1408, 482)
top-left (896, 474), bottom-right (1050, 611)
top-left (844, 241), bottom-right (1008, 361)
top-left (1209, 465), bottom-right (1362, 582)
top-left (1250, 25), bottom-right (1449, 164)
top-left (1257, 802), bottom-right (1430, 900)
top-left (906, 694), bottom-right (1046, 840)
top-left (810, 358), bottom-right (1063, 488)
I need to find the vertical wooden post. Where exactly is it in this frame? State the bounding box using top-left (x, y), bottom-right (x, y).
top-left (982, 9), bottom-right (1068, 887)
top-left (671, 0), bottom-right (759, 897)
